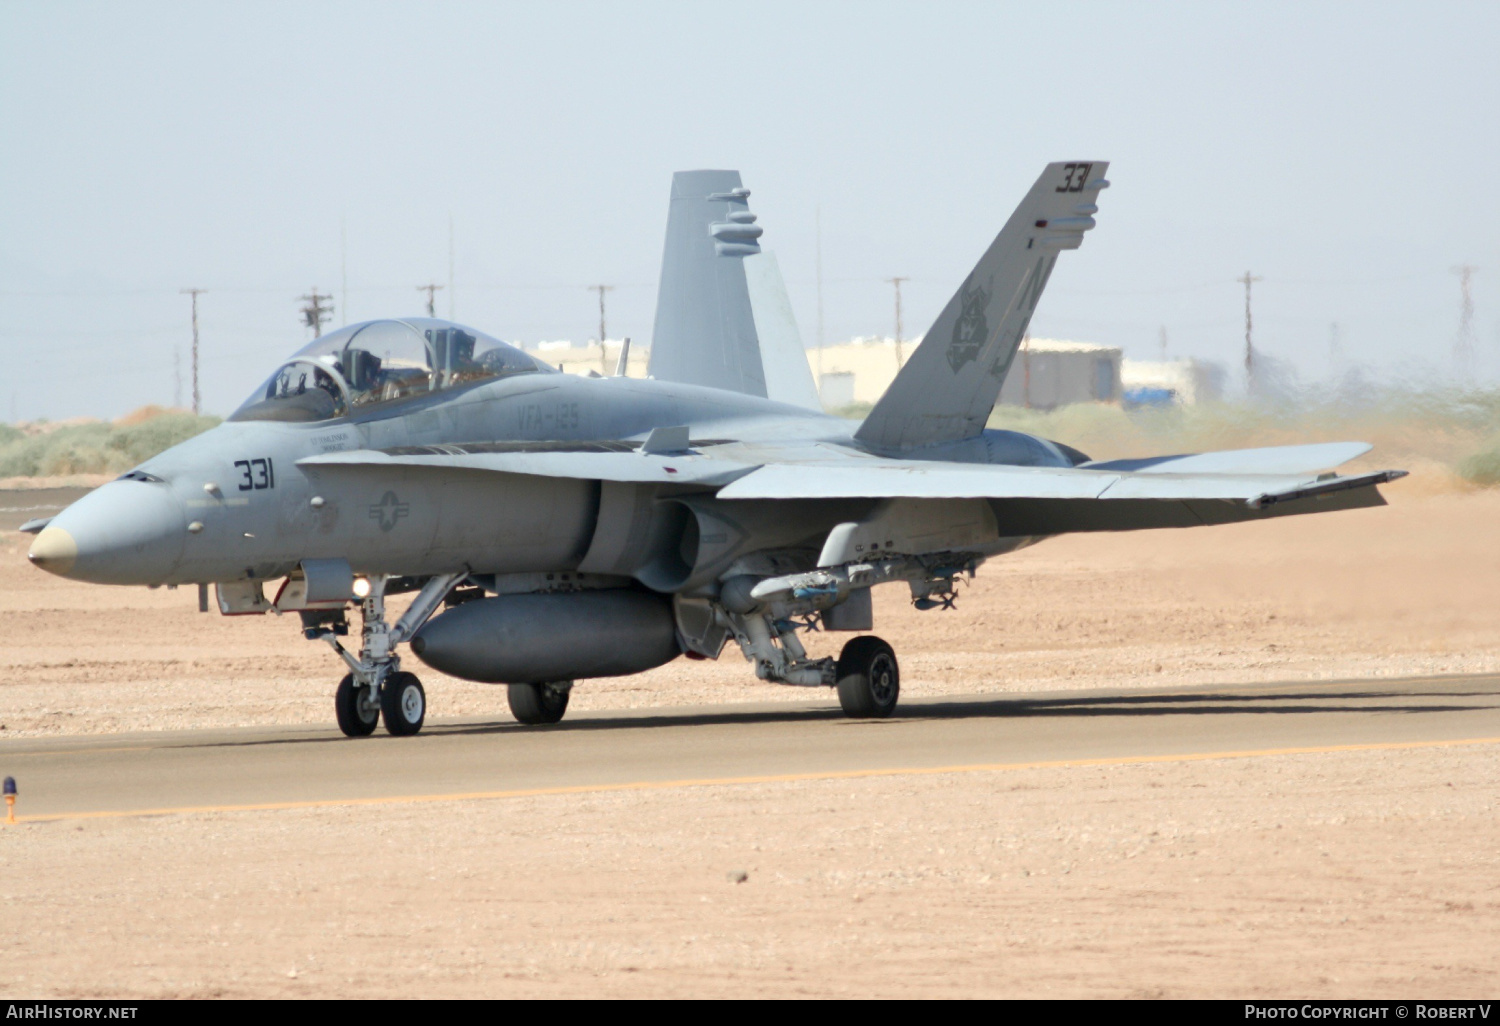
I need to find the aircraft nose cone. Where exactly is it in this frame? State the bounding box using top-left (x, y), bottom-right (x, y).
top-left (27, 526), bottom-right (79, 575)
top-left (30, 481), bottom-right (186, 584)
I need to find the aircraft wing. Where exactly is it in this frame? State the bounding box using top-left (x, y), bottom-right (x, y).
top-left (714, 440), bottom-right (1402, 516)
top-left (715, 460), bottom-right (1402, 507)
top-left (300, 437), bottom-right (1402, 529)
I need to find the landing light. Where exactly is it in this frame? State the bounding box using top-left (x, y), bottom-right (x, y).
top-left (352, 577), bottom-right (371, 599)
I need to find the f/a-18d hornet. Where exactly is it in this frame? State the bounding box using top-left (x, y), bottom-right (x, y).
top-left (24, 162), bottom-right (1405, 736)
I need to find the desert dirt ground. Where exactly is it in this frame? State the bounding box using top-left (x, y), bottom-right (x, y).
top-left (3, 483), bottom-right (1500, 997)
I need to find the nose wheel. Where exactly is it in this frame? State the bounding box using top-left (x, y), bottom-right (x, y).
top-left (333, 671), bottom-right (426, 737)
top-left (380, 671), bottom-right (426, 736)
top-left (334, 673), bottom-right (380, 737)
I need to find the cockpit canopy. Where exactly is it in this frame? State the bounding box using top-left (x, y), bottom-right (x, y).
top-left (230, 318), bottom-right (554, 423)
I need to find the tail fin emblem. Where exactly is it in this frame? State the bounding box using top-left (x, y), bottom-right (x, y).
top-left (947, 277), bottom-right (992, 372)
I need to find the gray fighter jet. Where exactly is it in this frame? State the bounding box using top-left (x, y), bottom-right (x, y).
top-left (24, 162), bottom-right (1405, 736)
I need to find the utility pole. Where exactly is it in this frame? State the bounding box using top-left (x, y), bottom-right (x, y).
top-left (1022, 333), bottom-right (1032, 409)
top-left (589, 284), bottom-right (614, 375)
top-left (299, 288), bottom-right (333, 339)
top-left (418, 283), bottom-right (444, 318)
top-left (1158, 325), bottom-right (1168, 361)
top-left (887, 276), bottom-right (909, 369)
top-left (341, 216), bottom-right (348, 325)
top-left (1238, 271), bottom-right (1263, 392)
top-left (180, 288), bottom-right (206, 415)
top-left (173, 347), bottom-right (182, 409)
top-left (815, 205), bottom-right (825, 384)
top-left (1453, 264), bottom-right (1478, 367)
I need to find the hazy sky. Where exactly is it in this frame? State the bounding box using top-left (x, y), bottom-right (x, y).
top-left (3, 0), bottom-right (1498, 420)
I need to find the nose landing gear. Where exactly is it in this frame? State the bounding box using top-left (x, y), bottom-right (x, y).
top-left (312, 572), bottom-right (464, 738)
top-left (380, 671), bottom-right (426, 736)
top-left (334, 673), bottom-right (380, 736)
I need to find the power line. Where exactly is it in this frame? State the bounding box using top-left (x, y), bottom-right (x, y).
top-left (179, 288), bottom-right (206, 415)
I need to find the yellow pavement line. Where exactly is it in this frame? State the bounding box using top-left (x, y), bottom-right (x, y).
top-left (10, 735), bottom-right (1500, 824)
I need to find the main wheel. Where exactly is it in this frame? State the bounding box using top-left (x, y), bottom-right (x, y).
top-left (334, 673), bottom-right (379, 737)
top-left (835, 636), bottom-right (900, 719)
top-left (507, 681), bottom-right (572, 725)
top-left (380, 671), bottom-right (426, 736)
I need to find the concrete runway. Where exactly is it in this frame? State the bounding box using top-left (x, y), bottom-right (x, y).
top-left (5, 674), bottom-right (1500, 822)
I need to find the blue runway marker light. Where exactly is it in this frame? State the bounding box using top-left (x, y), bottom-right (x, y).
top-left (3, 776), bottom-right (14, 824)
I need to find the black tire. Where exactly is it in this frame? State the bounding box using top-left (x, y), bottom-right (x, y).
top-left (835, 636), bottom-right (900, 719)
top-left (380, 671), bottom-right (426, 736)
top-left (507, 681), bottom-right (572, 725)
top-left (335, 673), bottom-right (379, 737)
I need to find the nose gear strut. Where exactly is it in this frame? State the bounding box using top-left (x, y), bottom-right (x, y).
top-left (310, 571), bottom-right (467, 737)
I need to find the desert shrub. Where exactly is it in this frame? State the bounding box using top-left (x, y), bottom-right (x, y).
top-left (0, 410), bottom-right (219, 478)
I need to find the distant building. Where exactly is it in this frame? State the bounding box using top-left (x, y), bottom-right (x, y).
top-left (525, 341), bottom-right (647, 379)
top-left (996, 339), bottom-right (1122, 410)
top-left (1120, 358), bottom-right (1225, 406)
top-left (525, 335), bottom-right (1133, 414)
top-left (806, 337), bottom-right (914, 408)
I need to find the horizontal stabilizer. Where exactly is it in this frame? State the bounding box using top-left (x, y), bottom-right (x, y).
top-left (1084, 441), bottom-right (1372, 476)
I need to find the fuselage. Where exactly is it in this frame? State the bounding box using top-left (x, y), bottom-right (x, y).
top-left (28, 371), bottom-right (847, 586)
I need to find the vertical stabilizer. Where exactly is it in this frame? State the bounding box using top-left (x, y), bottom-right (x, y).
top-left (854, 161), bottom-right (1110, 451)
top-left (744, 251), bottom-right (822, 410)
top-left (648, 171), bottom-right (821, 410)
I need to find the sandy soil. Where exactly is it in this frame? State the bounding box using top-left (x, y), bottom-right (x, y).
top-left (4, 487), bottom-right (1500, 736)
top-left (2, 744), bottom-right (1496, 998)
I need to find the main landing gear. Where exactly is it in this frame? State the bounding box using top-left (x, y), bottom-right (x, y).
top-left (507, 681), bottom-right (572, 725)
top-left (834, 636), bottom-right (900, 719)
top-left (717, 587), bottom-right (902, 719)
top-left (311, 572), bottom-right (463, 738)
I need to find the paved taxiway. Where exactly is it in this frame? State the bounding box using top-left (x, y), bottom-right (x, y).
top-left (5, 674), bottom-right (1499, 821)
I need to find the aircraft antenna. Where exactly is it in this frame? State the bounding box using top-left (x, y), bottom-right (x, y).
top-left (1238, 271), bottom-right (1263, 393)
top-left (418, 283), bottom-right (444, 318)
top-left (887, 276), bottom-right (909, 370)
top-left (179, 288), bottom-right (207, 414)
top-left (448, 213), bottom-right (456, 319)
top-left (1452, 264), bottom-right (1478, 370)
top-left (589, 284), bottom-right (615, 375)
top-left (299, 288), bottom-right (333, 339)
